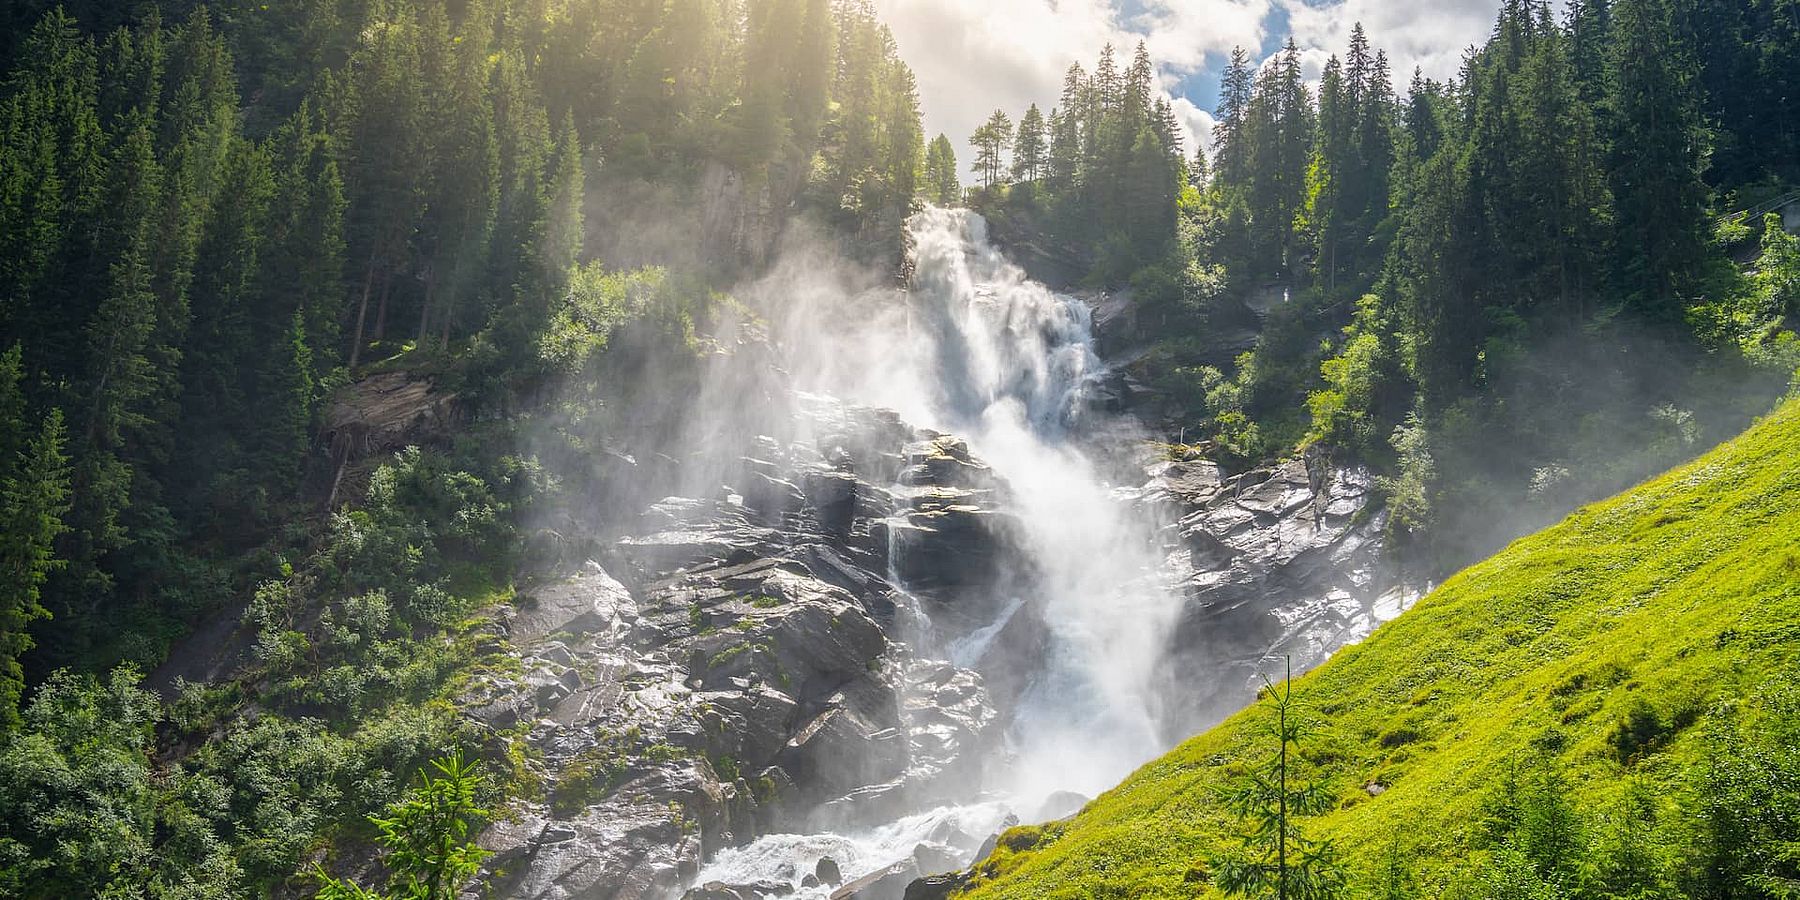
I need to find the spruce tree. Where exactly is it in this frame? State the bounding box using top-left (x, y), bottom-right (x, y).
top-left (343, 3), bottom-right (427, 367)
top-left (1606, 0), bottom-right (1709, 323)
top-left (1049, 63), bottom-right (1087, 191)
top-left (883, 55), bottom-right (923, 208)
top-left (0, 349), bottom-right (70, 729)
top-left (923, 134), bottom-right (960, 206)
top-left (970, 109), bottom-right (1013, 189)
top-left (1012, 104), bottom-right (1047, 183)
top-left (1206, 659), bottom-right (1347, 900)
top-left (1213, 47), bottom-right (1255, 188)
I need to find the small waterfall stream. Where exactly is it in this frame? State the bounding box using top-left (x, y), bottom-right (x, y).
top-left (689, 208), bottom-right (1185, 895)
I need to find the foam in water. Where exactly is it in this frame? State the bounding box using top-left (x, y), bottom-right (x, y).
top-left (693, 207), bottom-right (1183, 892)
top-left (694, 803), bottom-right (1012, 898)
top-left (886, 207), bottom-right (1181, 804)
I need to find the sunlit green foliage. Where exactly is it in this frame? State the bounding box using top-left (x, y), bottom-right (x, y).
top-left (961, 398), bottom-right (1800, 898)
top-left (314, 751), bottom-right (489, 900)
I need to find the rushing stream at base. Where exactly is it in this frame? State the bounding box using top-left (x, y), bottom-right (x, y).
top-left (689, 208), bottom-right (1184, 896)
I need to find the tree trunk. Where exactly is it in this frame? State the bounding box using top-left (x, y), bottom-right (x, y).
top-left (373, 272), bottom-right (392, 343)
top-left (348, 255), bottom-right (378, 369)
top-left (439, 288), bottom-right (452, 348)
top-left (417, 266), bottom-right (436, 347)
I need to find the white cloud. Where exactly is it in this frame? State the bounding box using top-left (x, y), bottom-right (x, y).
top-left (1130, 0), bottom-right (1268, 72)
top-left (1280, 0), bottom-right (1497, 85)
top-left (1170, 96), bottom-right (1217, 159)
top-left (873, 0), bottom-right (1505, 174)
top-left (872, 0), bottom-right (1130, 172)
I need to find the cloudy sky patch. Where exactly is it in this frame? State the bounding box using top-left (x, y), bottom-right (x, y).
top-left (872, 0), bottom-right (1505, 171)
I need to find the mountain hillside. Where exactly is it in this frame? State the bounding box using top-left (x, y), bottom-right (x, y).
top-left (957, 395), bottom-right (1800, 897)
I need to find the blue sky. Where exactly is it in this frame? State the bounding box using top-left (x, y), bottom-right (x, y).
top-left (1117, 0), bottom-right (1294, 110)
top-left (872, 0), bottom-right (1503, 169)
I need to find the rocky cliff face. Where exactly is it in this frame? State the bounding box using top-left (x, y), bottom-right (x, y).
top-left (461, 372), bottom-right (1407, 899)
top-left (1139, 454), bottom-right (1411, 728)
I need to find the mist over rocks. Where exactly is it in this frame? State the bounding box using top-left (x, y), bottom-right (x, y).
top-left (467, 392), bottom-right (1018, 899)
top-left (461, 209), bottom-right (1412, 899)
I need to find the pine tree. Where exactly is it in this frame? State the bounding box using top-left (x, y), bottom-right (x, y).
top-left (540, 114), bottom-right (585, 300)
top-left (1205, 659), bottom-right (1347, 900)
top-left (969, 109), bottom-right (1012, 189)
top-left (1049, 64), bottom-right (1087, 191)
top-left (82, 114), bottom-right (164, 459)
top-left (1404, 69), bottom-right (1444, 162)
top-left (1244, 39), bottom-right (1314, 279)
top-left (314, 752), bottom-right (490, 900)
top-left (1511, 25), bottom-right (1609, 320)
top-left (172, 134), bottom-right (273, 524)
top-left (0, 349), bottom-right (70, 729)
top-left (1567, 0), bottom-right (1612, 107)
top-left (1607, 0), bottom-right (1709, 322)
top-left (1123, 42), bottom-right (1155, 134)
top-left (262, 100), bottom-right (347, 387)
top-left (790, 0), bottom-right (834, 155)
top-left (343, 3), bottom-right (428, 367)
top-left (484, 50), bottom-right (552, 339)
top-left (1214, 46), bottom-right (1255, 188)
top-left (415, 5), bottom-right (497, 350)
top-left (1, 9), bottom-right (106, 389)
top-left (1124, 124), bottom-right (1179, 252)
top-left (1012, 104), bottom-right (1047, 182)
top-left (923, 134), bottom-right (960, 205)
top-left (1308, 56), bottom-right (1352, 294)
top-left (882, 54), bottom-right (923, 208)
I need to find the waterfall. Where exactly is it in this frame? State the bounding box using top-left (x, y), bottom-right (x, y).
top-left (691, 207), bottom-right (1183, 895)
top-left (894, 208), bottom-right (1179, 803)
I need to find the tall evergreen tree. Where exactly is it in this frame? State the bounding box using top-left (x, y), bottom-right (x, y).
top-left (0, 348), bottom-right (70, 729)
top-left (1049, 64), bottom-right (1087, 191)
top-left (1607, 0), bottom-right (1709, 322)
top-left (1213, 46), bottom-right (1255, 188)
top-left (923, 133), bottom-right (960, 205)
top-left (415, 4), bottom-right (497, 350)
top-left (343, 3), bottom-right (427, 367)
top-left (1012, 104), bottom-right (1047, 182)
top-left (970, 109), bottom-right (1012, 189)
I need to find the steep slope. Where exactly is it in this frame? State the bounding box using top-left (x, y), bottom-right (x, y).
top-left (957, 396), bottom-right (1800, 897)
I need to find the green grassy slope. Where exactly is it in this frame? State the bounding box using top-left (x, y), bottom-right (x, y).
top-left (964, 397), bottom-right (1800, 897)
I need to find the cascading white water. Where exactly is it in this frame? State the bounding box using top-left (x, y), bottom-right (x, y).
top-left (692, 207), bottom-right (1183, 894)
top-left (894, 208), bottom-right (1180, 805)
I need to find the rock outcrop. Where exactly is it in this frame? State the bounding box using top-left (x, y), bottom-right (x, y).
top-left (1137, 452), bottom-right (1414, 727)
top-left (464, 401), bottom-right (1010, 899)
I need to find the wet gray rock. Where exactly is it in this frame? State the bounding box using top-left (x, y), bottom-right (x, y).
top-left (887, 489), bottom-right (1023, 598)
top-left (683, 880), bottom-right (794, 900)
top-left (902, 873), bottom-right (970, 900)
top-left (900, 661), bottom-right (998, 787)
top-left (778, 701), bottom-right (910, 802)
top-left (829, 862), bottom-right (916, 900)
top-left (887, 436), bottom-right (1033, 613)
top-left (464, 396), bottom-right (1006, 900)
top-left (509, 566), bottom-right (637, 644)
top-left (1138, 456), bottom-right (1416, 727)
top-left (911, 843), bottom-right (959, 876)
top-left (481, 781), bottom-right (704, 900)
